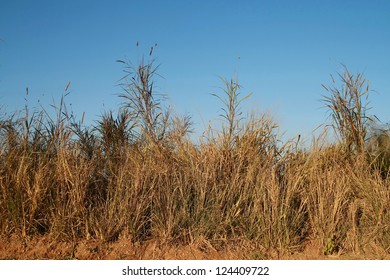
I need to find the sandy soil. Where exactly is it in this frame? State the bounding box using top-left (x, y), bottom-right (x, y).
top-left (0, 235), bottom-right (388, 260)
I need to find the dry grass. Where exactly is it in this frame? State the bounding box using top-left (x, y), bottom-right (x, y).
top-left (0, 59), bottom-right (389, 259)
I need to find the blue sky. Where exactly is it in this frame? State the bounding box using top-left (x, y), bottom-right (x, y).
top-left (1, 0), bottom-right (389, 142)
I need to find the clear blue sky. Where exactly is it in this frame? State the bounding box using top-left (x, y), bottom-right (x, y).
top-left (1, 0), bottom-right (389, 142)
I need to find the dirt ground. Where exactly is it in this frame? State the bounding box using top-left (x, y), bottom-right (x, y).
top-left (0, 234), bottom-right (388, 260)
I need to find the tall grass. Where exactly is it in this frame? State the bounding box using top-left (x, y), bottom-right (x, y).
top-left (322, 66), bottom-right (371, 155)
top-left (0, 60), bottom-right (389, 257)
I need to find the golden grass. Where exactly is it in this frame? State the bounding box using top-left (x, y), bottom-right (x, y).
top-left (0, 61), bottom-right (388, 258)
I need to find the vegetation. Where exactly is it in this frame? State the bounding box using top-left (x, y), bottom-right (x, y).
top-left (0, 55), bottom-right (389, 259)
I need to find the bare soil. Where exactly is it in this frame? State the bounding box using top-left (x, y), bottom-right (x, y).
top-left (0, 235), bottom-right (388, 260)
